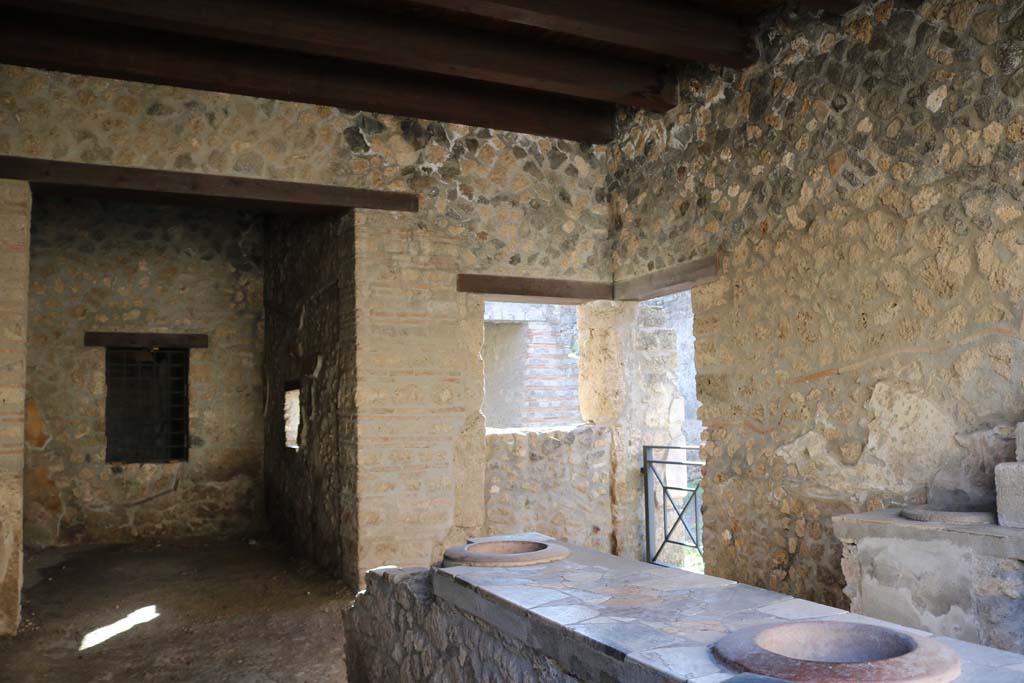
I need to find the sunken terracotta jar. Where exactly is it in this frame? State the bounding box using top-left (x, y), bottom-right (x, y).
top-left (712, 621), bottom-right (961, 683)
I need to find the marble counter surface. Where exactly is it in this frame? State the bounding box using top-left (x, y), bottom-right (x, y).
top-left (433, 533), bottom-right (1024, 683)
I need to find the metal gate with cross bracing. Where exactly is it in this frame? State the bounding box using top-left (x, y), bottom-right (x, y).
top-left (642, 445), bottom-right (704, 569)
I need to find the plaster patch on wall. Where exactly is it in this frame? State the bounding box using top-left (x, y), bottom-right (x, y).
top-left (861, 382), bottom-right (960, 495)
top-left (847, 537), bottom-right (980, 643)
top-left (773, 382), bottom-right (964, 502)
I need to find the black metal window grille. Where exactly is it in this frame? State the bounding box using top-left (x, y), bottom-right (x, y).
top-left (642, 445), bottom-right (704, 568)
top-left (105, 347), bottom-right (189, 463)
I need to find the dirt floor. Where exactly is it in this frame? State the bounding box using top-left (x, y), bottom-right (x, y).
top-left (0, 536), bottom-right (353, 682)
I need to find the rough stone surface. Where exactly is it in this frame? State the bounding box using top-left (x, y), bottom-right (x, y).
top-left (344, 567), bottom-right (579, 683)
top-left (264, 211), bottom-right (359, 585)
top-left (607, 0), bottom-right (1024, 606)
top-left (484, 424), bottom-right (613, 551)
top-left (0, 65), bottom-right (610, 282)
top-left (838, 509), bottom-right (1024, 653)
top-left (936, 422), bottom-right (1017, 507)
top-left (995, 462), bottom-right (1024, 528)
top-left (0, 179), bottom-right (30, 635)
top-left (24, 197), bottom-right (264, 548)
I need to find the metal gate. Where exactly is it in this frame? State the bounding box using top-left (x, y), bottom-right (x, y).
top-left (642, 445), bottom-right (704, 568)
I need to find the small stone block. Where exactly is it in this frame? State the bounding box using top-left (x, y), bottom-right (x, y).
top-left (1016, 422), bottom-right (1024, 462)
top-left (995, 462), bottom-right (1024, 528)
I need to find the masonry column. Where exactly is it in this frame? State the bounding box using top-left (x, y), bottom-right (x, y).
top-left (578, 300), bottom-right (644, 560)
top-left (354, 212), bottom-right (486, 581)
top-left (578, 299), bottom-right (684, 561)
top-left (0, 179), bottom-right (30, 634)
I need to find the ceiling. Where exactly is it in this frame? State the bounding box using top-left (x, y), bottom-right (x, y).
top-left (0, 0), bottom-right (856, 143)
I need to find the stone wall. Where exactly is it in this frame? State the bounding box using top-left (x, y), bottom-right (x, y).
top-left (24, 197), bottom-right (264, 547)
top-left (0, 66), bottom-right (610, 282)
top-left (482, 322), bottom-right (530, 427)
top-left (578, 301), bottom-right (683, 559)
top-left (1, 64), bottom-right (611, 579)
top-left (345, 567), bottom-right (580, 683)
top-left (484, 424), bottom-right (613, 551)
top-left (607, 0), bottom-right (1024, 605)
top-left (0, 180), bottom-right (30, 634)
top-left (483, 302), bottom-right (582, 428)
top-left (658, 292), bottom-right (703, 446)
top-left (263, 211), bottom-right (357, 584)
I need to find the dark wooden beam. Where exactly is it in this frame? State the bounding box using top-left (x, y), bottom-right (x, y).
top-left (400, 0), bottom-right (753, 68)
top-left (798, 0), bottom-right (862, 14)
top-left (0, 10), bottom-right (614, 144)
top-left (457, 274), bottom-right (614, 303)
top-left (613, 253), bottom-right (719, 301)
top-left (0, 155), bottom-right (419, 214)
top-left (85, 332), bottom-right (209, 349)
top-left (3, 0), bottom-right (674, 111)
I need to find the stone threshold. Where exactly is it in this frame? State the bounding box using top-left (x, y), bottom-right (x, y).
top-left (433, 533), bottom-right (1024, 682)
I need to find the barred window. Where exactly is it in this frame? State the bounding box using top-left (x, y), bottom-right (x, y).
top-left (104, 347), bottom-right (189, 463)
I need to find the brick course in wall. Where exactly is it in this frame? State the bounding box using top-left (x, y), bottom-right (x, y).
top-left (354, 212), bottom-right (487, 576)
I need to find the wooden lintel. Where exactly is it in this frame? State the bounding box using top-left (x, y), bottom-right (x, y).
top-left (0, 155), bottom-right (419, 213)
top-left (457, 274), bottom-right (614, 303)
top-left (612, 253), bottom-right (719, 302)
top-left (85, 331), bottom-right (209, 348)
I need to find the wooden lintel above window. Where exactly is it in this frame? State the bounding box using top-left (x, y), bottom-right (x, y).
top-left (457, 253), bottom-right (720, 303)
top-left (84, 331), bottom-right (209, 349)
top-left (456, 274), bottom-right (614, 304)
top-left (0, 155), bottom-right (420, 214)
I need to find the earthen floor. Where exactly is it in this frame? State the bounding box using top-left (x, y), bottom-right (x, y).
top-left (0, 536), bottom-right (351, 682)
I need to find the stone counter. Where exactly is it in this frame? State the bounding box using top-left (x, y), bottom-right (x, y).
top-left (835, 508), bottom-right (1024, 653)
top-left (345, 533), bottom-right (1024, 682)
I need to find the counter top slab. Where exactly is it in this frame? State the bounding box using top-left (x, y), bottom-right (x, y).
top-left (433, 534), bottom-right (1024, 682)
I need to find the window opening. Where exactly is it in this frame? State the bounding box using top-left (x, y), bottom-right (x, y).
top-left (105, 347), bottom-right (189, 463)
top-left (283, 383), bottom-right (301, 450)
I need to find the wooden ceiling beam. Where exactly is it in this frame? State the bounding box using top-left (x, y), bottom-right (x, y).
top-left (0, 11), bottom-right (614, 144)
top-left (0, 0), bottom-right (674, 111)
top-left (0, 155), bottom-right (419, 213)
top-left (399, 0), bottom-right (754, 68)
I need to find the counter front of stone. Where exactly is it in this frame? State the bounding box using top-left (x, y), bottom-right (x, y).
top-left (835, 508), bottom-right (1024, 653)
top-left (344, 533), bottom-right (1024, 682)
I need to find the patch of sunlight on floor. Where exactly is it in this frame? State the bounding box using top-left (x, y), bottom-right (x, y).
top-left (79, 605), bottom-right (160, 650)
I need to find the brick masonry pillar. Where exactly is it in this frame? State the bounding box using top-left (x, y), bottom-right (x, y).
top-left (353, 212), bottom-right (485, 582)
top-left (0, 179), bottom-right (30, 634)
